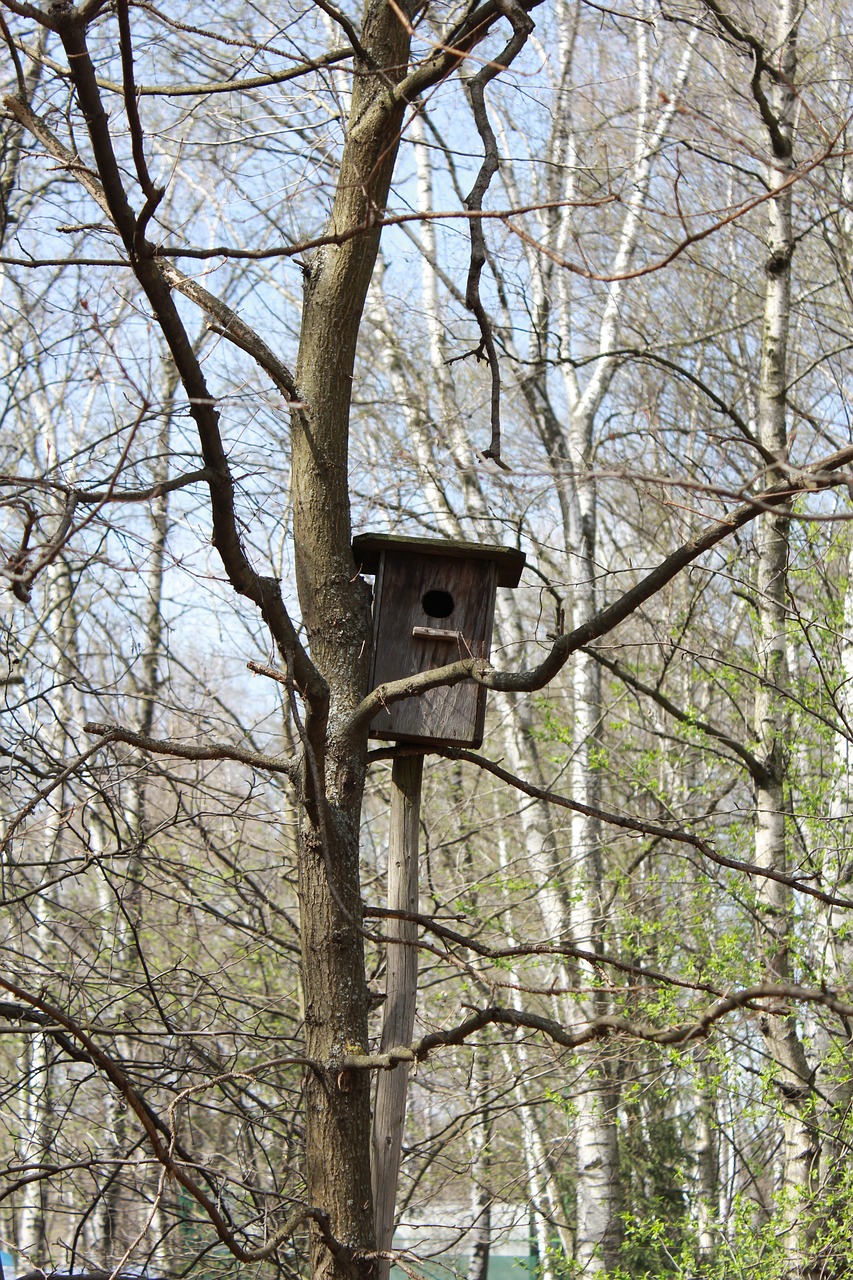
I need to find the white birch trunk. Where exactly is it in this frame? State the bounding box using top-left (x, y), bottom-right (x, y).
top-left (805, 66), bottom-right (853, 1218)
top-left (17, 1013), bottom-right (51, 1263)
top-left (804, 538), bottom-right (853, 1219)
top-left (465, 1047), bottom-right (492, 1280)
top-left (564, 426), bottom-right (622, 1273)
top-left (493, 829), bottom-right (573, 1275)
top-left (752, 6), bottom-right (816, 1271)
top-left (690, 1047), bottom-right (718, 1264)
top-left (552, 24), bottom-right (694, 1269)
top-left (16, 557), bottom-right (75, 1267)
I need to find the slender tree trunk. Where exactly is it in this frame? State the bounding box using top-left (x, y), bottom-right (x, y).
top-left (804, 538), bottom-right (853, 1252)
top-left (17, 559), bottom-right (74, 1267)
top-left (493, 830), bottom-right (572, 1276)
top-left (752, 6), bottom-right (817, 1272)
top-left (17, 1024), bottom-right (51, 1263)
top-left (373, 119), bottom-right (575, 1276)
top-left (0, 30), bottom-right (44, 248)
top-left (565, 403), bottom-right (622, 1276)
top-left (808, 87), bottom-right (853, 1234)
top-left (690, 1047), bottom-right (718, 1265)
top-left (466, 1047), bottom-right (492, 1280)
top-left (549, 27), bottom-right (693, 1268)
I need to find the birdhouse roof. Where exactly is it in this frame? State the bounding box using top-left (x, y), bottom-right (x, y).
top-left (352, 532), bottom-right (526, 588)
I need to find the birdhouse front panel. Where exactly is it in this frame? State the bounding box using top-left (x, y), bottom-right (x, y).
top-left (369, 550), bottom-right (497, 747)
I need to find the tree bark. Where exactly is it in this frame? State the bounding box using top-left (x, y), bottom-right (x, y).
top-left (466, 1047), bottom-right (492, 1280)
top-left (290, 8), bottom-right (417, 1279)
top-left (16, 559), bottom-right (76, 1266)
top-left (751, 5), bottom-right (817, 1272)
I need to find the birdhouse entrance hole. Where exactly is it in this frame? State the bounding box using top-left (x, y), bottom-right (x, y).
top-left (422, 589), bottom-right (454, 618)
top-left (353, 532), bottom-right (525, 749)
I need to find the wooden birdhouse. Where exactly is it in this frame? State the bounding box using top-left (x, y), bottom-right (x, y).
top-left (352, 533), bottom-right (526, 748)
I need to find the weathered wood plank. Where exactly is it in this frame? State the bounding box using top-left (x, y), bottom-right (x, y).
top-left (371, 754), bottom-right (423, 1280)
top-left (368, 551), bottom-right (496, 747)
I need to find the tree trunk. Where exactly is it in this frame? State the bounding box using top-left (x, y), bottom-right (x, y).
top-left (17, 560), bottom-right (74, 1267)
top-left (17, 1028), bottom-right (50, 1264)
top-left (291, 10), bottom-right (416, 1278)
top-left (494, 828), bottom-right (572, 1276)
top-left (751, 5), bottom-right (817, 1272)
top-left (466, 1047), bottom-right (492, 1280)
top-left (565, 404), bottom-right (622, 1277)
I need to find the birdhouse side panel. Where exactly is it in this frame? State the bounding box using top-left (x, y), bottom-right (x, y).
top-left (369, 553), bottom-right (496, 747)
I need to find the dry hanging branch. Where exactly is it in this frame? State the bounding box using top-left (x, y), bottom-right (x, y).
top-left (461, 0), bottom-right (535, 466)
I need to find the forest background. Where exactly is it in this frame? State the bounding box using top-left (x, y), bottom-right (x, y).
top-left (2, 0), bottom-right (853, 1277)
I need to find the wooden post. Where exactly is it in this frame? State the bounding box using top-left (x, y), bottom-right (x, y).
top-left (371, 753), bottom-right (423, 1280)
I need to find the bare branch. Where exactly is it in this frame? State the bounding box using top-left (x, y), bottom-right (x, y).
top-left (0, 977), bottom-right (330, 1263)
top-left (10, 34), bottom-right (354, 96)
top-left (461, 0), bottom-right (534, 466)
top-left (310, 0), bottom-right (373, 65)
top-left (392, 0), bottom-right (544, 106)
top-left (412, 985), bottom-right (853, 1060)
top-left (1, 739), bottom-right (113, 855)
top-left (502, 126), bottom-right (845, 283)
top-left (343, 439), bottom-right (853, 741)
top-left (696, 0), bottom-right (792, 158)
top-left (584, 646), bottom-right (769, 781)
top-left (115, 0), bottom-right (164, 245)
top-left (420, 746), bottom-right (853, 910)
top-left (4, 63), bottom-right (323, 706)
top-left (364, 905), bottom-right (726, 997)
top-left (82, 722), bottom-right (297, 776)
top-left (483, 439), bottom-right (853, 693)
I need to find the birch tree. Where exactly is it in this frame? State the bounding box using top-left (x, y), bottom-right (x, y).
top-left (733, 2), bottom-right (822, 1266)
